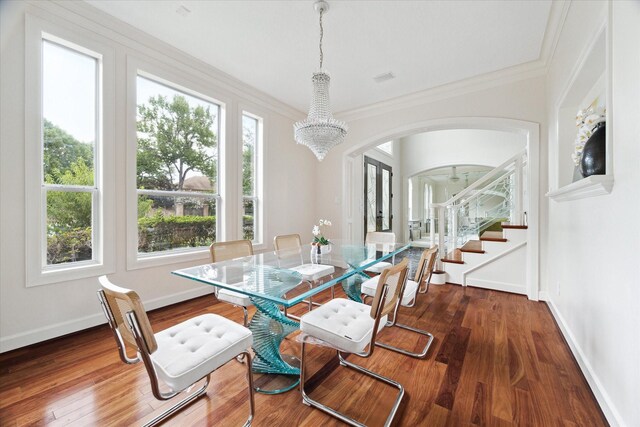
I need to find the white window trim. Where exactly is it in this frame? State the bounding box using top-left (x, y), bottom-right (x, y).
top-left (24, 14), bottom-right (116, 287)
top-left (239, 108), bottom-right (264, 248)
top-left (126, 57), bottom-right (230, 270)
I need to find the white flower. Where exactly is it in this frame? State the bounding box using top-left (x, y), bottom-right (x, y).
top-left (312, 225), bottom-right (320, 236)
top-left (318, 219), bottom-right (324, 226)
top-left (325, 220), bottom-right (332, 226)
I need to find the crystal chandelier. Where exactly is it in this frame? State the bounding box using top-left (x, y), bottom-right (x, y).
top-left (294, 0), bottom-right (348, 161)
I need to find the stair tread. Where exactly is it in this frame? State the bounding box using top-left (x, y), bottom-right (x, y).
top-left (441, 258), bottom-right (465, 264)
top-left (501, 224), bottom-right (528, 229)
top-left (480, 237), bottom-right (508, 242)
top-left (460, 248), bottom-right (486, 254)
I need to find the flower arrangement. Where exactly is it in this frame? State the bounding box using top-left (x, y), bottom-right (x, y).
top-left (312, 219), bottom-right (332, 246)
top-left (573, 104), bottom-right (606, 167)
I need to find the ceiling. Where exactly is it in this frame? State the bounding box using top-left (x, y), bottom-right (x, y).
top-left (87, 0), bottom-right (553, 113)
top-left (416, 165), bottom-right (493, 184)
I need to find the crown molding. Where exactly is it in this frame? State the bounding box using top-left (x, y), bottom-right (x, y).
top-left (336, 1), bottom-right (571, 123)
top-left (335, 61), bottom-right (548, 123)
top-left (27, 0), bottom-right (305, 122)
top-left (539, 0), bottom-right (572, 68)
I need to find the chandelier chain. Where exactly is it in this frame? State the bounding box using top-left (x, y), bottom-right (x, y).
top-left (319, 8), bottom-right (324, 69)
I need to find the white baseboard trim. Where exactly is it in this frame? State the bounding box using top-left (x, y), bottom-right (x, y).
top-left (538, 290), bottom-right (550, 301)
top-left (546, 298), bottom-right (625, 427)
top-left (466, 278), bottom-right (526, 295)
top-left (0, 286), bottom-right (213, 353)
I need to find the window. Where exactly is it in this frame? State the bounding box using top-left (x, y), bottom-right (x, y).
top-left (135, 75), bottom-right (220, 256)
top-left (42, 39), bottom-right (101, 267)
top-left (242, 113), bottom-right (262, 243)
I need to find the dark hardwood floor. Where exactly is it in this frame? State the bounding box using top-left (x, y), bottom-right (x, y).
top-left (0, 284), bottom-right (607, 426)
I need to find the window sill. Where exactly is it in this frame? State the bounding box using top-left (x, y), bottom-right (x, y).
top-left (546, 175), bottom-right (614, 202)
top-left (27, 261), bottom-right (115, 288)
top-left (128, 247), bottom-right (211, 271)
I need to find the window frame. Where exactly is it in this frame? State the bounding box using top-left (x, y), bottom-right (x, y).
top-left (239, 109), bottom-right (263, 246)
top-left (24, 15), bottom-right (116, 287)
top-left (126, 58), bottom-right (229, 270)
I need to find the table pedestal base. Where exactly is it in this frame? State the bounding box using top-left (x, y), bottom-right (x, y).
top-left (249, 296), bottom-right (300, 394)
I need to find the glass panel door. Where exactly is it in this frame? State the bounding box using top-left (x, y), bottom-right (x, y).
top-left (364, 156), bottom-right (392, 237)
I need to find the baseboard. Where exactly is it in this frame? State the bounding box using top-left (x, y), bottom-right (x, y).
top-left (538, 290), bottom-right (550, 301)
top-left (466, 278), bottom-right (526, 295)
top-left (546, 298), bottom-right (625, 427)
top-left (0, 286), bottom-right (213, 353)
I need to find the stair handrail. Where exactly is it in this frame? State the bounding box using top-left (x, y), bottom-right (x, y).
top-left (431, 148), bottom-right (527, 267)
top-left (432, 149), bottom-right (526, 208)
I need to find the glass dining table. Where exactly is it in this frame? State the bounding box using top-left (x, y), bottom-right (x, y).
top-left (172, 240), bottom-right (410, 394)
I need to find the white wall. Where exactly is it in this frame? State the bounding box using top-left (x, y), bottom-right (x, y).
top-left (0, 1), bottom-right (315, 351)
top-left (401, 129), bottom-right (526, 178)
top-left (545, 1), bottom-right (640, 426)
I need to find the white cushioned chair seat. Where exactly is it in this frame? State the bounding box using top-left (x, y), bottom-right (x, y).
top-left (152, 313), bottom-right (252, 392)
top-left (362, 260), bottom-right (392, 274)
top-left (300, 298), bottom-right (386, 354)
top-left (361, 277), bottom-right (419, 307)
top-left (217, 287), bottom-right (253, 307)
top-left (290, 264), bottom-right (335, 281)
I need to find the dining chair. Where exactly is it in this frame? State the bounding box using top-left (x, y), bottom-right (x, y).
top-left (273, 234), bottom-right (336, 315)
top-left (419, 245), bottom-right (439, 294)
top-left (361, 245), bottom-right (438, 307)
top-left (363, 231), bottom-right (397, 274)
top-left (299, 258), bottom-right (408, 426)
top-left (210, 239), bottom-right (254, 326)
top-left (359, 247), bottom-right (437, 359)
top-left (97, 276), bottom-right (255, 427)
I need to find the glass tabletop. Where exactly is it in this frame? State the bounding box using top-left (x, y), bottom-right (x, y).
top-left (172, 240), bottom-right (410, 307)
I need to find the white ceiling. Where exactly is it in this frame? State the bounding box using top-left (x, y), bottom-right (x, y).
top-left (87, 0), bottom-right (553, 113)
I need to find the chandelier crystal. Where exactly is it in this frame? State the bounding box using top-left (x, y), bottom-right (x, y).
top-left (294, 1), bottom-right (347, 161)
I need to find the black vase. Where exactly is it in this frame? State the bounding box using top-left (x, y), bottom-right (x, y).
top-left (580, 122), bottom-right (606, 177)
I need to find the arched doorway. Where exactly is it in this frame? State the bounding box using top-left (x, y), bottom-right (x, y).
top-left (341, 117), bottom-right (540, 300)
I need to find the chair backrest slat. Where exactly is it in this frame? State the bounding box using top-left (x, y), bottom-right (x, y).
top-left (99, 276), bottom-right (158, 354)
top-left (210, 239), bottom-right (254, 263)
top-left (370, 258), bottom-right (409, 319)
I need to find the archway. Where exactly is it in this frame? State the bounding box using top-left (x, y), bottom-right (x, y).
top-left (341, 117), bottom-right (540, 300)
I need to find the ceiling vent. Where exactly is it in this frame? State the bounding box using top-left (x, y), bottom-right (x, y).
top-left (373, 72), bottom-right (395, 83)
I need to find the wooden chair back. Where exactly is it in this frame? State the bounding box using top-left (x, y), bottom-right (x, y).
top-left (98, 276), bottom-right (157, 354)
top-left (210, 239), bottom-right (254, 263)
top-left (370, 258), bottom-right (409, 319)
top-left (273, 234), bottom-right (302, 258)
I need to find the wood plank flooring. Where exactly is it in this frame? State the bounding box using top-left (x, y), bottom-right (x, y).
top-left (0, 284), bottom-right (607, 426)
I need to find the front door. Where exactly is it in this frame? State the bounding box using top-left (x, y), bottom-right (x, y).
top-left (364, 156), bottom-right (392, 237)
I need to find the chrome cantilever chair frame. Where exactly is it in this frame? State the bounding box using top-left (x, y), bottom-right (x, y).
top-left (299, 260), bottom-right (408, 427)
top-left (97, 288), bottom-right (255, 427)
top-left (362, 247), bottom-right (438, 359)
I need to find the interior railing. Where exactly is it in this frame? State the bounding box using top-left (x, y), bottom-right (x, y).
top-left (428, 149), bottom-right (527, 263)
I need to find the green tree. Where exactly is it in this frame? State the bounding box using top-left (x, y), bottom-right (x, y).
top-left (46, 158), bottom-right (93, 232)
top-left (43, 119), bottom-right (93, 181)
top-left (242, 123), bottom-right (254, 196)
top-left (137, 95), bottom-right (217, 191)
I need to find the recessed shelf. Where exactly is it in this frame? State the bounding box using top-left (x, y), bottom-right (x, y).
top-left (550, 16), bottom-right (612, 202)
top-left (546, 175), bottom-right (613, 202)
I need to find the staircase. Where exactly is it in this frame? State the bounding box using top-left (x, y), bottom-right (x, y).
top-left (429, 150), bottom-right (530, 295)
